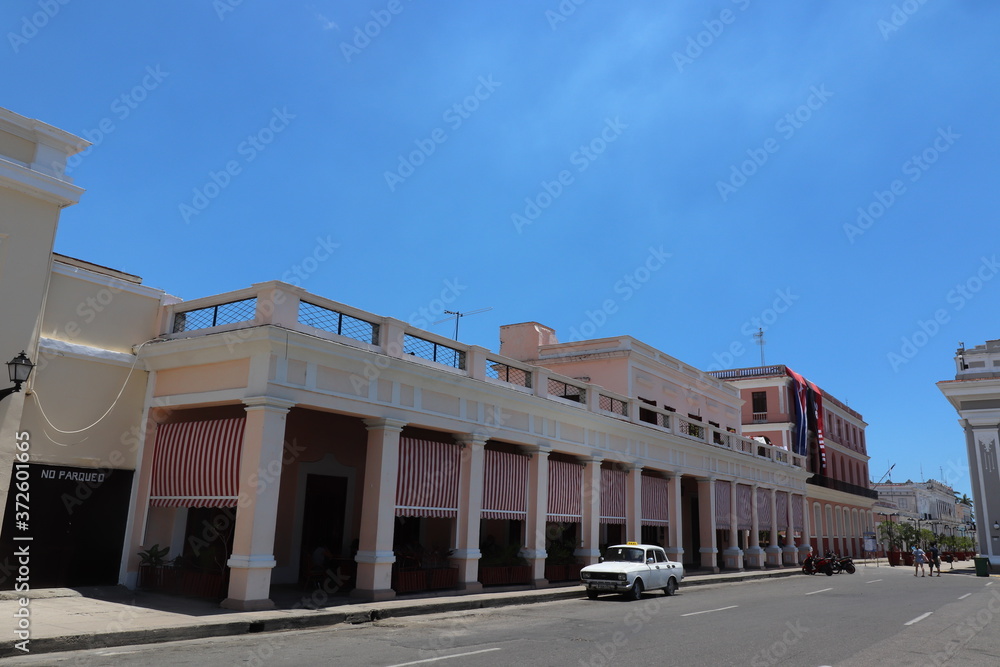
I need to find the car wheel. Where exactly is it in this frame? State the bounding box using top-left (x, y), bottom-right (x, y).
top-left (629, 578), bottom-right (644, 601)
top-left (587, 589), bottom-right (599, 600)
top-left (664, 578), bottom-right (678, 596)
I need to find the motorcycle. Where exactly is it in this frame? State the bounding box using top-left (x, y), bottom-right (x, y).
top-left (834, 555), bottom-right (856, 574)
top-left (801, 553), bottom-right (835, 576)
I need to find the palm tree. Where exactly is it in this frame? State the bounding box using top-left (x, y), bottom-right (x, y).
top-left (958, 493), bottom-right (973, 507)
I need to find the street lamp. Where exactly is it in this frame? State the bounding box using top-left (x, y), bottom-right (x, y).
top-left (0, 352), bottom-right (33, 402)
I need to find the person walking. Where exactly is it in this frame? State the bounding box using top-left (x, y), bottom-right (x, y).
top-left (927, 543), bottom-right (942, 576)
top-left (913, 545), bottom-right (927, 577)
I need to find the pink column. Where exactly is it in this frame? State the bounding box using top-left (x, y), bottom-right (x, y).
top-left (222, 396), bottom-right (295, 611)
top-left (625, 465), bottom-right (643, 544)
top-left (665, 473), bottom-right (684, 563)
top-left (451, 434), bottom-right (486, 592)
top-left (745, 484), bottom-right (765, 569)
top-left (577, 457), bottom-right (602, 565)
top-left (352, 417), bottom-right (407, 602)
top-left (697, 477), bottom-right (718, 572)
top-left (524, 444), bottom-right (551, 586)
top-left (797, 494), bottom-right (813, 562)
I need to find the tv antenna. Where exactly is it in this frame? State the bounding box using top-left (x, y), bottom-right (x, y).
top-left (434, 307), bottom-right (493, 340)
top-left (753, 327), bottom-right (766, 365)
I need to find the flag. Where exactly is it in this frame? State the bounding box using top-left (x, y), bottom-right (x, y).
top-left (787, 368), bottom-right (809, 457)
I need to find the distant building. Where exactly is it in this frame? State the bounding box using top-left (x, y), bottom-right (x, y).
top-left (871, 479), bottom-right (963, 537)
top-left (938, 340), bottom-right (1000, 566)
top-left (710, 365), bottom-right (877, 557)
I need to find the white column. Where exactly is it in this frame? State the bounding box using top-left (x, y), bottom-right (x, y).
top-left (665, 473), bottom-right (684, 563)
top-left (577, 457), bottom-right (602, 565)
top-left (352, 417), bottom-right (406, 602)
top-left (523, 444), bottom-right (551, 586)
top-left (697, 477), bottom-right (718, 572)
top-left (452, 434), bottom-right (487, 592)
top-left (222, 396), bottom-right (295, 611)
top-left (765, 488), bottom-right (782, 566)
top-left (723, 481), bottom-right (744, 570)
top-left (745, 484), bottom-right (764, 569)
top-left (782, 491), bottom-right (798, 565)
top-left (798, 494), bottom-right (813, 561)
top-left (625, 465), bottom-right (643, 544)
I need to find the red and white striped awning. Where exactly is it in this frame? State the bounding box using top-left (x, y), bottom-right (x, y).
top-left (547, 460), bottom-right (582, 521)
top-left (757, 487), bottom-right (772, 528)
top-left (600, 468), bottom-right (626, 525)
top-left (776, 491), bottom-right (789, 530)
top-left (482, 450), bottom-right (528, 520)
top-left (149, 418), bottom-right (245, 508)
top-left (737, 484), bottom-right (752, 531)
top-left (641, 475), bottom-right (669, 526)
top-left (395, 438), bottom-right (460, 518)
top-left (715, 480), bottom-right (731, 529)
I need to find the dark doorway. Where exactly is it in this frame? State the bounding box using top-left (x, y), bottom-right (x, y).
top-left (0, 464), bottom-right (133, 589)
top-left (300, 475), bottom-right (348, 560)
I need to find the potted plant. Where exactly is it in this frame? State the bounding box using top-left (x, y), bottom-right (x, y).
top-left (544, 539), bottom-right (579, 582)
top-left (137, 544), bottom-right (174, 591)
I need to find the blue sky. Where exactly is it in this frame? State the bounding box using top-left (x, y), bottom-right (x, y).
top-left (4, 1), bottom-right (998, 499)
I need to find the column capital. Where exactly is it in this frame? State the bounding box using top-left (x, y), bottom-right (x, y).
top-left (625, 462), bottom-right (644, 472)
top-left (454, 433), bottom-right (488, 448)
top-left (522, 443), bottom-right (553, 456)
top-left (242, 396), bottom-right (296, 412)
top-left (580, 455), bottom-right (604, 465)
top-left (363, 417), bottom-right (407, 433)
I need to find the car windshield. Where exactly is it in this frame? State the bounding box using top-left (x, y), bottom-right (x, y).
top-left (604, 547), bottom-right (644, 563)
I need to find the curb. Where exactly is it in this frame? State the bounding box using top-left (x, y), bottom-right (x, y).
top-left (0, 567), bottom-right (812, 659)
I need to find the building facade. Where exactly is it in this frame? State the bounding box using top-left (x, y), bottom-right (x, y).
top-left (871, 479), bottom-right (964, 538)
top-left (711, 366), bottom-right (878, 558)
top-left (938, 340), bottom-right (1000, 566)
top-left (2, 107), bottom-right (869, 611)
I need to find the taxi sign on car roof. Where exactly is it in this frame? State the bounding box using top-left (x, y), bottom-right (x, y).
top-left (626, 541), bottom-right (638, 545)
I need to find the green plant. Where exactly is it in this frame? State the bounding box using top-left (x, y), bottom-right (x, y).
top-left (480, 543), bottom-right (527, 567)
top-left (139, 544), bottom-right (171, 566)
top-left (545, 539), bottom-right (577, 565)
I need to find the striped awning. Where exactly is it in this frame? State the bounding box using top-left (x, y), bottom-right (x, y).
top-left (547, 460), bottom-right (582, 521)
top-left (482, 450), bottom-right (528, 520)
top-left (757, 487), bottom-right (772, 528)
top-left (641, 475), bottom-right (669, 526)
top-left (792, 494), bottom-right (804, 532)
top-left (600, 468), bottom-right (626, 525)
top-left (715, 480), bottom-right (731, 529)
top-left (776, 491), bottom-right (789, 530)
top-left (149, 418), bottom-right (246, 508)
top-left (736, 484), bottom-right (752, 531)
top-left (395, 438), bottom-right (460, 518)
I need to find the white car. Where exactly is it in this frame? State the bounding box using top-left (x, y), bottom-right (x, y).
top-left (579, 543), bottom-right (684, 600)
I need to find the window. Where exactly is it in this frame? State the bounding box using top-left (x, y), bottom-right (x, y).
top-left (751, 391), bottom-right (768, 413)
top-left (638, 397), bottom-right (657, 425)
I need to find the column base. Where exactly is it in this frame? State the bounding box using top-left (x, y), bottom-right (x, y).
top-left (532, 578), bottom-right (551, 589)
top-left (699, 547), bottom-right (719, 573)
top-left (723, 547), bottom-right (744, 571)
top-left (743, 546), bottom-right (765, 569)
top-left (798, 545), bottom-right (813, 562)
top-left (574, 548), bottom-right (601, 566)
top-left (220, 597), bottom-right (275, 611)
top-left (782, 545), bottom-right (799, 565)
top-left (765, 546), bottom-right (783, 567)
top-left (457, 580), bottom-right (484, 593)
top-left (664, 547), bottom-right (684, 563)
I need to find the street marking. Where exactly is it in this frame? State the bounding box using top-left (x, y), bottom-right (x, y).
top-left (806, 588), bottom-right (833, 595)
top-left (387, 648), bottom-right (501, 666)
top-left (959, 593), bottom-right (971, 600)
top-left (905, 612), bottom-right (933, 626)
top-left (866, 579), bottom-right (882, 584)
top-left (681, 605), bottom-right (738, 617)
top-left (986, 581), bottom-right (994, 586)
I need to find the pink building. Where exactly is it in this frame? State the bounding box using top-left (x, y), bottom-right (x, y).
top-left (711, 366), bottom-right (877, 558)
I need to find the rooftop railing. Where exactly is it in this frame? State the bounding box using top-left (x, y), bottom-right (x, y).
top-left (161, 282), bottom-right (805, 469)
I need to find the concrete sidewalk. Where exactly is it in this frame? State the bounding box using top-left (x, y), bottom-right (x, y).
top-left (0, 559), bottom-right (980, 659)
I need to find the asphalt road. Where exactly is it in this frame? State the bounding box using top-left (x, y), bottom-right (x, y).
top-left (8, 565), bottom-right (1000, 666)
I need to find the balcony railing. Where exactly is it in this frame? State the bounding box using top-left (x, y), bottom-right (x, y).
top-left (807, 475), bottom-right (879, 499)
top-left (752, 411), bottom-right (767, 423)
top-left (157, 282), bottom-right (807, 470)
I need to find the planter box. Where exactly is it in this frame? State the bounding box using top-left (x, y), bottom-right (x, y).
top-left (545, 563), bottom-right (583, 582)
top-left (138, 565), bottom-right (225, 599)
top-left (427, 568), bottom-right (458, 590)
top-left (393, 570), bottom-right (427, 594)
top-left (901, 553), bottom-right (914, 566)
top-left (478, 565), bottom-right (532, 586)
top-left (888, 551), bottom-right (901, 566)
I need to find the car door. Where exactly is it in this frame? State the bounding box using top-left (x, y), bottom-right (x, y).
top-left (645, 549), bottom-right (666, 588)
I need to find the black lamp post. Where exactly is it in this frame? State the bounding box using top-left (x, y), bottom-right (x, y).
top-left (0, 351), bottom-right (34, 401)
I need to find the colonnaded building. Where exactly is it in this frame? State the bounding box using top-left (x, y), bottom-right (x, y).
top-left (0, 108), bottom-right (876, 611)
